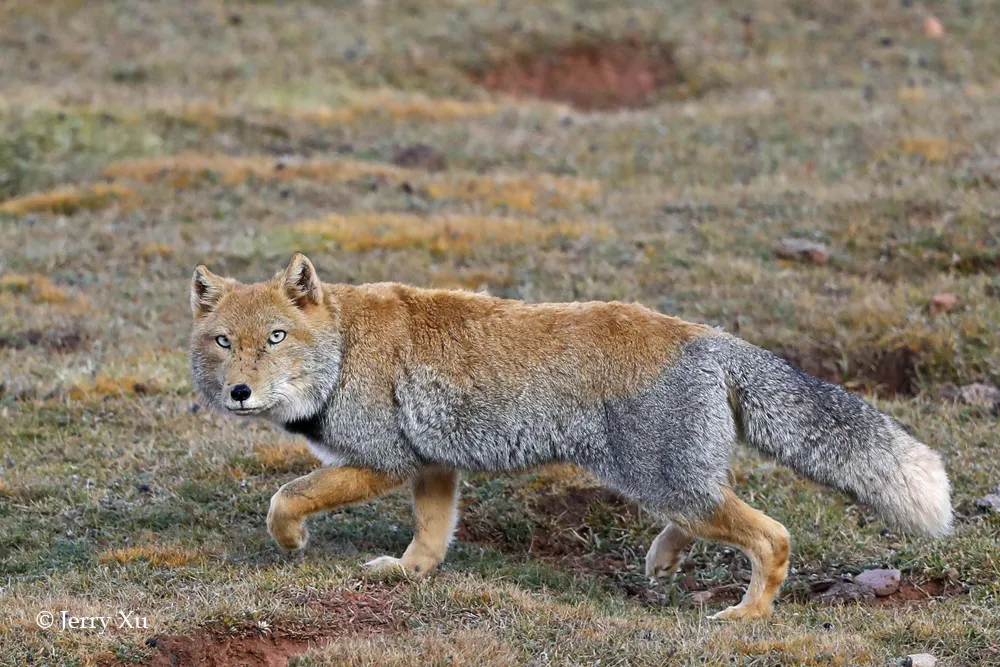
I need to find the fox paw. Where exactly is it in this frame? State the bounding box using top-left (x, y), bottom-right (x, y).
top-left (267, 496), bottom-right (308, 550)
top-left (363, 555), bottom-right (434, 577)
top-left (709, 603), bottom-right (772, 621)
top-left (644, 548), bottom-right (683, 580)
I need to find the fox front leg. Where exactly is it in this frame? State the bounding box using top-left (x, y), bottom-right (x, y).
top-left (365, 467), bottom-right (460, 577)
top-left (267, 466), bottom-right (404, 550)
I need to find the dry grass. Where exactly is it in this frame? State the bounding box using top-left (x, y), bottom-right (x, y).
top-left (99, 545), bottom-right (206, 568)
top-left (0, 183), bottom-right (137, 217)
top-left (900, 137), bottom-right (952, 163)
top-left (138, 243), bottom-right (174, 261)
top-left (102, 154), bottom-right (600, 212)
top-left (731, 636), bottom-right (875, 666)
top-left (0, 273), bottom-right (92, 315)
top-left (68, 375), bottom-right (162, 400)
top-left (425, 173), bottom-right (601, 213)
top-left (288, 91), bottom-right (502, 124)
top-left (254, 442), bottom-right (321, 473)
top-left (288, 213), bottom-right (607, 256)
top-left (104, 154), bottom-right (405, 188)
top-left (1, 273), bottom-right (73, 304)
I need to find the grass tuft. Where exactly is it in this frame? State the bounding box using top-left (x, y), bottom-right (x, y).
top-left (286, 213), bottom-right (608, 257)
top-left (900, 137), bottom-right (951, 163)
top-left (732, 636), bottom-right (874, 666)
top-left (289, 91), bottom-right (502, 124)
top-left (0, 183), bottom-right (137, 216)
top-left (99, 545), bottom-right (206, 568)
top-left (254, 442), bottom-right (321, 474)
top-left (102, 154), bottom-right (601, 212)
top-left (0, 273), bottom-right (89, 308)
top-left (69, 375), bottom-right (162, 400)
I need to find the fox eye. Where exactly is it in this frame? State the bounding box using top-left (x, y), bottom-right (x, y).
top-left (268, 330), bottom-right (286, 345)
top-left (216, 335), bottom-right (231, 349)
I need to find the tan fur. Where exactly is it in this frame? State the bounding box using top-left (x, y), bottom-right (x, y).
top-left (267, 467), bottom-right (404, 550)
top-left (675, 488), bottom-right (791, 620)
top-left (365, 467), bottom-right (460, 576)
top-left (330, 282), bottom-right (713, 401)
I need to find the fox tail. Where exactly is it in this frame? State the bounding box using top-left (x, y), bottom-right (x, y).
top-left (716, 336), bottom-right (952, 537)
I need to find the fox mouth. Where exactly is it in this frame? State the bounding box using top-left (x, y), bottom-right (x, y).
top-left (227, 405), bottom-right (267, 415)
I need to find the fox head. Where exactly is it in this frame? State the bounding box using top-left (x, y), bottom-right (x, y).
top-left (189, 253), bottom-right (341, 423)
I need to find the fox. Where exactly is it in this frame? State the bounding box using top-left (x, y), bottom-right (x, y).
top-left (189, 253), bottom-right (952, 620)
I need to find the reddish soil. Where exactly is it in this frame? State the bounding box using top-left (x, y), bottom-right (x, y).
top-left (144, 631), bottom-right (313, 667)
top-left (807, 576), bottom-right (960, 608)
top-left (871, 578), bottom-right (960, 607)
top-left (474, 41), bottom-right (681, 111)
top-left (107, 588), bottom-right (401, 667)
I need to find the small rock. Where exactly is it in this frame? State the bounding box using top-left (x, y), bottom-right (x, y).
top-left (939, 383), bottom-right (1000, 408)
top-left (929, 293), bottom-right (957, 315)
top-left (816, 580), bottom-right (876, 604)
top-left (690, 590), bottom-right (713, 604)
top-left (975, 493), bottom-right (1000, 513)
top-left (776, 238), bottom-right (830, 265)
top-left (855, 568), bottom-right (901, 596)
top-left (391, 144), bottom-right (446, 172)
top-left (906, 653), bottom-right (937, 667)
top-left (923, 15), bottom-right (945, 40)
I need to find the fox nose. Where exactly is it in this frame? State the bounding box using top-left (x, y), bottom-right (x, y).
top-left (230, 384), bottom-right (252, 402)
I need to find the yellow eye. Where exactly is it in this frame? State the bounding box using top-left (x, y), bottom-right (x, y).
top-left (216, 335), bottom-right (231, 348)
top-left (268, 330), bottom-right (286, 345)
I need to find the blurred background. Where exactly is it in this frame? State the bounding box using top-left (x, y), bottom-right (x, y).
top-left (1, 1), bottom-right (998, 665)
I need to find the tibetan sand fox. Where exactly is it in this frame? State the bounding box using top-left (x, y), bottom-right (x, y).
top-left (189, 253), bottom-right (952, 620)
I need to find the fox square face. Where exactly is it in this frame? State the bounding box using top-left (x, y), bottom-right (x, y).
top-left (188, 253), bottom-right (341, 424)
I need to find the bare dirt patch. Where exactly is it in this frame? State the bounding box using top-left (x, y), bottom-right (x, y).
top-left (474, 41), bottom-right (681, 111)
top-left (775, 345), bottom-right (919, 396)
top-left (807, 576), bottom-right (960, 608)
top-left (129, 588), bottom-right (402, 667)
top-left (458, 484), bottom-right (656, 597)
top-left (528, 486), bottom-right (639, 556)
top-left (143, 631), bottom-right (312, 667)
top-left (0, 328), bottom-right (86, 352)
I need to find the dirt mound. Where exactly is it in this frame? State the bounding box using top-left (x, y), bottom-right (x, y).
top-left (776, 345), bottom-right (919, 396)
top-left (132, 588), bottom-right (400, 667)
top-left (474, 41), bottom-right (681, 111)
top-left (145, 631), bottom-right (311, 667)
top-left (0, 328), bottom-right (85, 352)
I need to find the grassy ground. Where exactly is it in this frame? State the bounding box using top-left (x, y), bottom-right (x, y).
top-left (2, 0), bottom-right (999, 664)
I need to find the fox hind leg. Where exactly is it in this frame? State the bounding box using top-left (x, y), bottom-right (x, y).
top-left (645, 522), bottom-right (693, 579)
top-left (365, 467), bottom-right (460, 577)
top-left (678, 488), bottom-right (790, 620)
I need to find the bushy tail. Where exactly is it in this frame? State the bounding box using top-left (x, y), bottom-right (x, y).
top-left (717, 336), bottom-right (952, 537)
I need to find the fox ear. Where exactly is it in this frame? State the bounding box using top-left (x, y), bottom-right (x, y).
top-left (282, 253), bottom-right (323, 308)
top-left (190, 265), bottom-right (229, 318)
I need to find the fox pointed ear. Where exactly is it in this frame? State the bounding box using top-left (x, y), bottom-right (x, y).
top-left (282, 253), bottom-right (323, 308)
top-left (190, 265), bottom-right (229, 318)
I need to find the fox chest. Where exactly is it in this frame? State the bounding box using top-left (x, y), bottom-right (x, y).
top-left (280, 396), bottom-right (412, 470)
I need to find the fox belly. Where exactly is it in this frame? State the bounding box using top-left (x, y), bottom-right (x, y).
top-left (395, 364), bottom-right (609, 473)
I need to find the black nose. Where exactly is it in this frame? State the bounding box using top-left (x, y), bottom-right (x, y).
top-left (230, 384), bottom-right (252, 402)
